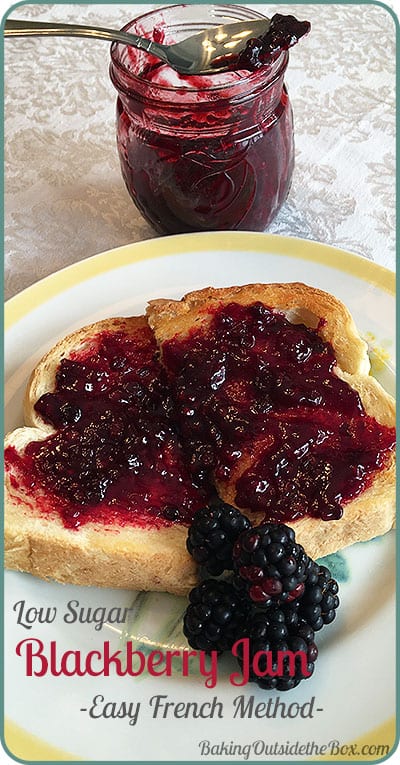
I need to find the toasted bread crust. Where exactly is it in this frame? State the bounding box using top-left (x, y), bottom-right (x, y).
top-left (148, 282), bottom-right (396, 560)
top-left (5, 458), bottom-right (196, 595)
top-left (25, 316), bottom-right (147, 430)
top-left (5, 284), bottom-right (396, 592)
top-left (148, 283), bottom-right (371, 376)
top-left (6, 318), bottom-right (198, 595)
top-left (5, 430), bottom-right (196, 595)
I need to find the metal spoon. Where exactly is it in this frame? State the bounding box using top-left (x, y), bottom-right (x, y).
top-left (4, 18), bottom-right (271, 75)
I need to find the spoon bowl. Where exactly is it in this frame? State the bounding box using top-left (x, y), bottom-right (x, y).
top-left (4, 17), bottom-right (271, 75)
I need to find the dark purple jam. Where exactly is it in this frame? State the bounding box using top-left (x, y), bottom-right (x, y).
top-left (5, 302), bottom-right (394, 532)
top-left (161, 302), bottom-right (395, 523)
top-left (235, 14), bottom-right (311, 71)
top-left (116, 91), bottom-right (293, 234)
top-left (5, 325), bottom-right (208, 529)
top-left (110, 13), bottom-right (310, 234)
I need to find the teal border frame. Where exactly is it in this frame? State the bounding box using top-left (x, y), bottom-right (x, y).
top-left (1, 2), bottom-right (398, 764)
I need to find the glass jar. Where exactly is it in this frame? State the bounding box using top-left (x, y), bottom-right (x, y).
top-left (110, 4), bottom-right (295, 234)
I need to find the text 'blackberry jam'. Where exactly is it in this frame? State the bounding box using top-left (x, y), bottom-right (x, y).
top-left (110, 5), bottom-right (310, 234)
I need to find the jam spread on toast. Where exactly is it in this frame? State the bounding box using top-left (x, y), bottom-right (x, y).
top-left (5, 303), bottom-right (395, 529)
top-left (5, 326), bottom-right (208, 528)
top-left (161, 302), bottom-right (395, 523)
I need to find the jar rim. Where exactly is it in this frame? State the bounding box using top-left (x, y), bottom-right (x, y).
top-left (110, 3), bottom-right (287, 94)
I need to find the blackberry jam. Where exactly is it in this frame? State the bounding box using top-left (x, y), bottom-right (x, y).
top-left (161, 302), bottom-right (395, 523)
top-left (5, 324), bottom-right (208, 529)
top-left (109, 5), bottom-right (307, 234)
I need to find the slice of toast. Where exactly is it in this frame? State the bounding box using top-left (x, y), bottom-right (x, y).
top-left (147, 283), bottom-right (396, 560)
top-left (5, 284), bottom-right (396, 592)
top-left (5, 316), bottom-right (201, 594)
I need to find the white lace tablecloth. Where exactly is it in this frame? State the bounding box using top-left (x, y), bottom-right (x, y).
top-left (4, 3), bottom-right (396, 300)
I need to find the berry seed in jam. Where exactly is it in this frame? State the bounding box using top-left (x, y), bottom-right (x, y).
top-left (161, 301), bottom-right (395, 523)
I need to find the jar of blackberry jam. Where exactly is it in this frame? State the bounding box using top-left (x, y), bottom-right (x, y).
top-left (110, 5), bottom-right (309, 234)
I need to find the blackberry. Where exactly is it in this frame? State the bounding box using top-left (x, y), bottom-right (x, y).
top-left (232, 523), bottom-right (308, 605)
top-left (187, 502), bottom-right (251, 575)
top-left (183, 579), bottom-right (249, 653)
top-left (235, 605), bottom-right (318, 691)
top-left (299, 562), bottom-right (340, 631)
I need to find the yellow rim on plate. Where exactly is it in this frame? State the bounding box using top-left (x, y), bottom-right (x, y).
top-left (5, 232), bottom-right (395, 330)
top-left (4, 719), bottom-right (82, 761)
top-left (4, 716), bottom-right (396, 762)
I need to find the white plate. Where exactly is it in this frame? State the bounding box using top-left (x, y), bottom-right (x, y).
top-left (4, 232), bottom-right (396, 761)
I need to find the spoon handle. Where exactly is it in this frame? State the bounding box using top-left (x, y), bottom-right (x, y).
top-left (4, 19), bottom-right (169, 61)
